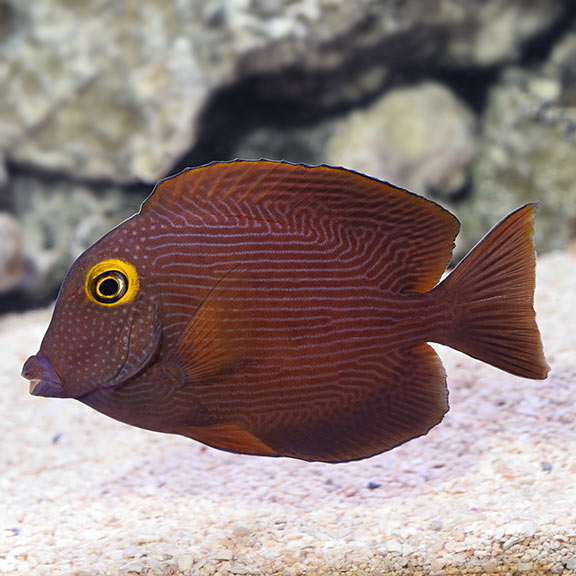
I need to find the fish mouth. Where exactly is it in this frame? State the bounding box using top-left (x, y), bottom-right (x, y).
top-left (22, 354), bottom-right (67, 398)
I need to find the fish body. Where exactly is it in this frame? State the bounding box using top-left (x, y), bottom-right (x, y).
top-left (22, 160), bottom-right (549, 462)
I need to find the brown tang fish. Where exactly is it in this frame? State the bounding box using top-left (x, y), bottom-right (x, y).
top-left (22, 160), bottom-right (549, 463)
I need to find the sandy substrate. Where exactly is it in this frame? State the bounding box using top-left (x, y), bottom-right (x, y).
top-left (1, 250), bottom-right (575, 576)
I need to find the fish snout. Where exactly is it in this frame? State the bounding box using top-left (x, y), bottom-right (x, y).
top-left (22, 355), bottom-right (67, 398)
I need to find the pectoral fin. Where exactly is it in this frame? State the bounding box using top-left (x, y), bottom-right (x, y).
top-left (166, 270), bottom-right (252, 386)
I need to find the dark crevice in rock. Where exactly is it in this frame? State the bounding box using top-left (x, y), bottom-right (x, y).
top-left (435, 4), bottom-right (576, 116)
top-left (0, 0), bottom-right (21, 42)
top-left (6, 160), bottom-right (151, 197)
top-left (523, 1), bottom-right (576, 65)
top-left (169, 79), bottom-right (342, 173)
top-left (433, 67), bottom-right (501, 115)
top-left (0, 190), bottom-right (11, 212)
top-left (0, 289), bottom-right (55, 314)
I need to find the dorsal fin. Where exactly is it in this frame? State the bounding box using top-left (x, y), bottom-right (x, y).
top-left (141, 160), bottom-right (460, 293)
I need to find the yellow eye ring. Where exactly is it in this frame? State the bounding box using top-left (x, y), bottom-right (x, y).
top-left (85, 259), bottom-right (139, 306)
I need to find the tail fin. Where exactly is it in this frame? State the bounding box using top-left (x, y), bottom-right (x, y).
top-left (435, 203), bottom-right (549, 379)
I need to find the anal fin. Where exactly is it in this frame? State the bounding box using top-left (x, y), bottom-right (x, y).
top-left (180, 423), bottom-right (279, 457)
top-left (256, 343), bottom-right (449, 463)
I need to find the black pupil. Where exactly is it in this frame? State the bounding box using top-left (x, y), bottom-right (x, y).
top-left (99, 277), bottom-right (120, 297)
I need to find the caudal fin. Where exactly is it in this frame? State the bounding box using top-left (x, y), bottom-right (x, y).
top-left (435, 204), bottom-right (549, 379)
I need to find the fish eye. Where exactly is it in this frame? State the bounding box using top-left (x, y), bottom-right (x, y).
top-left (85, 259), bottom-right (139, 306)
top-left (92, 271), bottom-right (128, 304)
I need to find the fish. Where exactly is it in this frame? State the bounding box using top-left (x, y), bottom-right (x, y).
top-left (22, 160), bottom-right (549, 463)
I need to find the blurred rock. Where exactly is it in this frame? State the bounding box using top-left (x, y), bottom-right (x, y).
top-left (0, 0), bottom-right (566, 184)
top-left (11, 177), bottom-right (146, 300)
top-left (441, 0), bottom-right (565, 67)
top-left (0, 1), bottom-right (208, 184)
top-left (0, 212), bottom-right (24, 293)
top-left (464, 30), bottom-right (576, 254)
top-left (253, 0), bottom-right (566, 107)
top-left (547, 24), bottom-right (576, 105)
top-left (325, 82), bottom-right (477, 198)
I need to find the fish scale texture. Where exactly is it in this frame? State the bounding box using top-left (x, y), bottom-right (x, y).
top-left (1, 250), bottom-right (575, 575)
